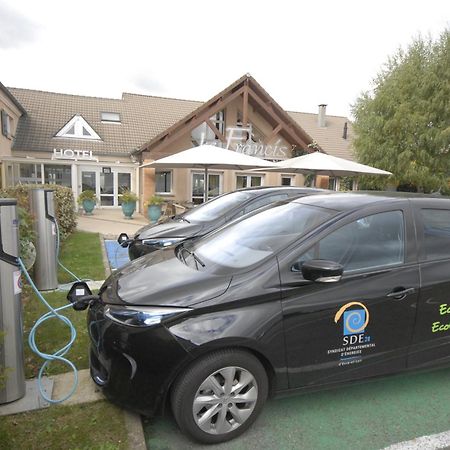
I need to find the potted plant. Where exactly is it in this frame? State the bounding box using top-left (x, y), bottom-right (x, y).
top-left (78, 190), bottom-right (97, 215)
top-left (120, 189), bottom-right (139, 219)
top-left (147, 195), bottom-right (164, 223)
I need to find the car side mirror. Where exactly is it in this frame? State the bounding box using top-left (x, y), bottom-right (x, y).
top-left (117, 232), bottom-right (130, 247)
top-left (67, 281), bottom-right (94, 311)
top-left (300, 259), bottom-right (343, 283)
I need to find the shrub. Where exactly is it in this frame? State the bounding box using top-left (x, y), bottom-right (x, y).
top-left (147, 195), bottom-right (165, 206)
top-left (0, 184), bottom-right (77, 241)
top-left (77, 189), bottom-right (97, 205)
top-left (120, 189), bottom-right (138, 203)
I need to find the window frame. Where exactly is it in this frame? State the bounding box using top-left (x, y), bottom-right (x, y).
top-left (235, 173), bottom-right (264, 190)
top-left (155, 170), bottom-right (173, 195)
top-left (278, 203), bottom-right (416, 279)
top-left (281, 175), bottom-right (295, 186)
top-left (101, 112), bottom-right (121, 123)
top-left (1, 110), bottom-right (12, 138)
top-left (417, 207), bottom-right (450, 263)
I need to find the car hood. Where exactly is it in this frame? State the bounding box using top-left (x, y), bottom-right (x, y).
top-left (100, 247), bottom-right (232, 307)
top-left (135, 219), bottom-right (204, 240)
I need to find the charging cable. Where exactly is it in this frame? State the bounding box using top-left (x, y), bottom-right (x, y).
top-left (18, 257), bottom-right (78, 404)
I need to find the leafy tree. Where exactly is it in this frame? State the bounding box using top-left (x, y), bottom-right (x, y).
top-left (352, 29), bottom-right (450, 193)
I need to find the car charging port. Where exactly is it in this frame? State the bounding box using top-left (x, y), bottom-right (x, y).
top-left (117, 233), bottom-right (132, 248)
top-left (67, 281), bottom-right (100, 311)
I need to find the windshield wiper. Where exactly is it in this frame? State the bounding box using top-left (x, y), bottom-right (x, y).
top-left (179, 216), bottom-right (190, 223)
top-left (181, 245), bottom-right (205, 269)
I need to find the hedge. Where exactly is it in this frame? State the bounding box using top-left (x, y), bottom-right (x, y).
top-left (0, 184), bottom-right (77, 242)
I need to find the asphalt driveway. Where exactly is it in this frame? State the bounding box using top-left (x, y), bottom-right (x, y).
top-left (143, 367), bottom-right (450, 449)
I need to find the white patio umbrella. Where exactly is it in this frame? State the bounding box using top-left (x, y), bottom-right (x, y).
top-left (257, 151), bottom-right (392, 177)
top-left (141, 144), bottom-right (276, 202)
top-left (253, 151), bottom-right (391, 189)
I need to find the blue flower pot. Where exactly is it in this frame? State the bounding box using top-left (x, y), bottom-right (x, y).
top-left (122, 201), bottom-right (136, 219)
top-left (148, 205), bottom-right (162, 223)
top-left (82, 199), bottom-right (95, 215)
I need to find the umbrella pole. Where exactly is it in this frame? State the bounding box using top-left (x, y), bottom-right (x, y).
top-left (335, 177), bottom-right (340, 191)
top-left (204, 166), bottom-right (209, 203)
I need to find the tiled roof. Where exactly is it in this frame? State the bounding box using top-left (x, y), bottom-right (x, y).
top-left (9, 87), bottom-right (354, 160)
top-left (9, 88), bottom-right (202, 155)
top-left (288, 111), bottom-right (354, 161)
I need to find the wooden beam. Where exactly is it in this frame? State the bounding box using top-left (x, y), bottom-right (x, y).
top-left (247, 87), bottom-right (309, 148)
top-left (242, 86), bottom-right (249, 126)
top-left (265, 123), bottom-right (283, 144)
top-left (206, 119), bottom-right (227, 143)
top-left (146, 86), bottom-right (245, 155)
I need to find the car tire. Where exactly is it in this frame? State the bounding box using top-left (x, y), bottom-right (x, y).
top-left (170, 349), bottom-right (268, 444)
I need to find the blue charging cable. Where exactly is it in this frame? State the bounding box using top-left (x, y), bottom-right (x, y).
top-left (18, 217), bottom-right (86, 403)
top-left (18, 257), bottom-right (78, 404)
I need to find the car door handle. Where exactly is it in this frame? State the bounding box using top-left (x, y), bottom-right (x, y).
top-left (386, 287), bottom-right (416, 299)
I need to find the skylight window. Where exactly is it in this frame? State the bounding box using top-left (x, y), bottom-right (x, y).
top-left (101, 112), bottom-right (121, 123)
top-left (55, 114), bottom-right (101, 140)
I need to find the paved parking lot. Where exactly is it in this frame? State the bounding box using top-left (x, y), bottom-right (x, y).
top-left (143, 368), bottom-right (450, 449)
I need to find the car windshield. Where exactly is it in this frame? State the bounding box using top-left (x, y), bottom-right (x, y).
top-left (189, 202), bottom-right (336, 273)
top-left (183, 191), bottom-right (253, 222)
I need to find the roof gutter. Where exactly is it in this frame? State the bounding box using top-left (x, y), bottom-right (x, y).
top-left (0, 82), bottom-right (27, 115)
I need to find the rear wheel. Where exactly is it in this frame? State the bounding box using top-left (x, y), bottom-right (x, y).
top-left (171, 349), bottom-right (268, 444)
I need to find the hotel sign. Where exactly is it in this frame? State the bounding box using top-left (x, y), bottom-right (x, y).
top-left (52, 148), bottom-right (98, 161)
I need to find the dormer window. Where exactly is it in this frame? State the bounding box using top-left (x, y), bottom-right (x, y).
top-left (55, 114), bottom-right (101, 140)
top-left (101, 112), bottom-right (121, 123)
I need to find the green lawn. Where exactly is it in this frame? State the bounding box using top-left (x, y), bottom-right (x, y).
top-left (0, 401), bottom-right (128, 450)
top-left (57, 231), bottom-right (106, 283)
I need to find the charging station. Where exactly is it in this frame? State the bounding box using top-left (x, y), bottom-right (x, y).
top-left (0, 199), bottom-right (25, 405)
top-left (31, 189), bottom-right (58, 291)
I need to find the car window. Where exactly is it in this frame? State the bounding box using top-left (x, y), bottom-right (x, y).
top-left (243, 194), bottom-right (289, 214)
top-left (421, 209), bottom-right (450, 261)
top-left (296, 211), bottom-right (405, 273)
top-left (184, 191), bottom-right (253, 222)
top-left (191, 203), bottom-right (336, 273)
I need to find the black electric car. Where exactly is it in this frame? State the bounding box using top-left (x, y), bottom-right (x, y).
top-left (71, 193), bottom-right (450, 444)
top-left (119, 186), bottom-right (326, 259)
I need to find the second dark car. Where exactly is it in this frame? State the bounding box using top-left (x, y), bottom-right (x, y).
top-left (119, 186), bottom-right (325, 259)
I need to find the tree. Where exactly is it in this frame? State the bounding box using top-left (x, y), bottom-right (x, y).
top-left (352, 29), bottom-right (450, 193)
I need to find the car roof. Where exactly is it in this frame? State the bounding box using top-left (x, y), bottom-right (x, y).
top-left (293, 191), bottom-right (450, 212)
top-left (235, 186), bottom-right (329, 196)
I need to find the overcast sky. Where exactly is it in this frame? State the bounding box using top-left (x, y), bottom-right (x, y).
top-left (1, 0), bottom-right (448, 118)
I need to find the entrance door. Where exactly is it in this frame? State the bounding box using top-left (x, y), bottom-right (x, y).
top-left (79, 167), bottom-right (134, 207)
top-left (191, 172), bottom-right (222, 204)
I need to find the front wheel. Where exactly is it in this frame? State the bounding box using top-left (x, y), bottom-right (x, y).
top-left (171, 349), bottom-right (268, 444)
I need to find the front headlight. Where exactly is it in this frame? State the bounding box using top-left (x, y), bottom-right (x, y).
top-left (141, 238), bottom-right (184, 248)
top-left (104, 305), bottom-right (191, 328)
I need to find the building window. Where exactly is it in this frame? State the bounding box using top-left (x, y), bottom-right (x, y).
top-left (236, 174), bottom-right (263, 189)
top-left (1, 110), bottom-right (12, 138)
top-left (101, 112), bottom-right (121, 123)
top-left (281, 175), bottom-right (294, 186)
top-left (19, 163), bottom-right (42, 184)
top-left (55, 114), bottom-right (101, 140)
top-left (156, 170), bottom-right (172, 193)
top-left (192, 172), bottom-right (222, 204)
top-left (44, 164), bottom-right (72, 187)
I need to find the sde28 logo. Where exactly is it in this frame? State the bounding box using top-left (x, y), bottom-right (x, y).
top-left (334, 301), bottom-right (371, 345)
